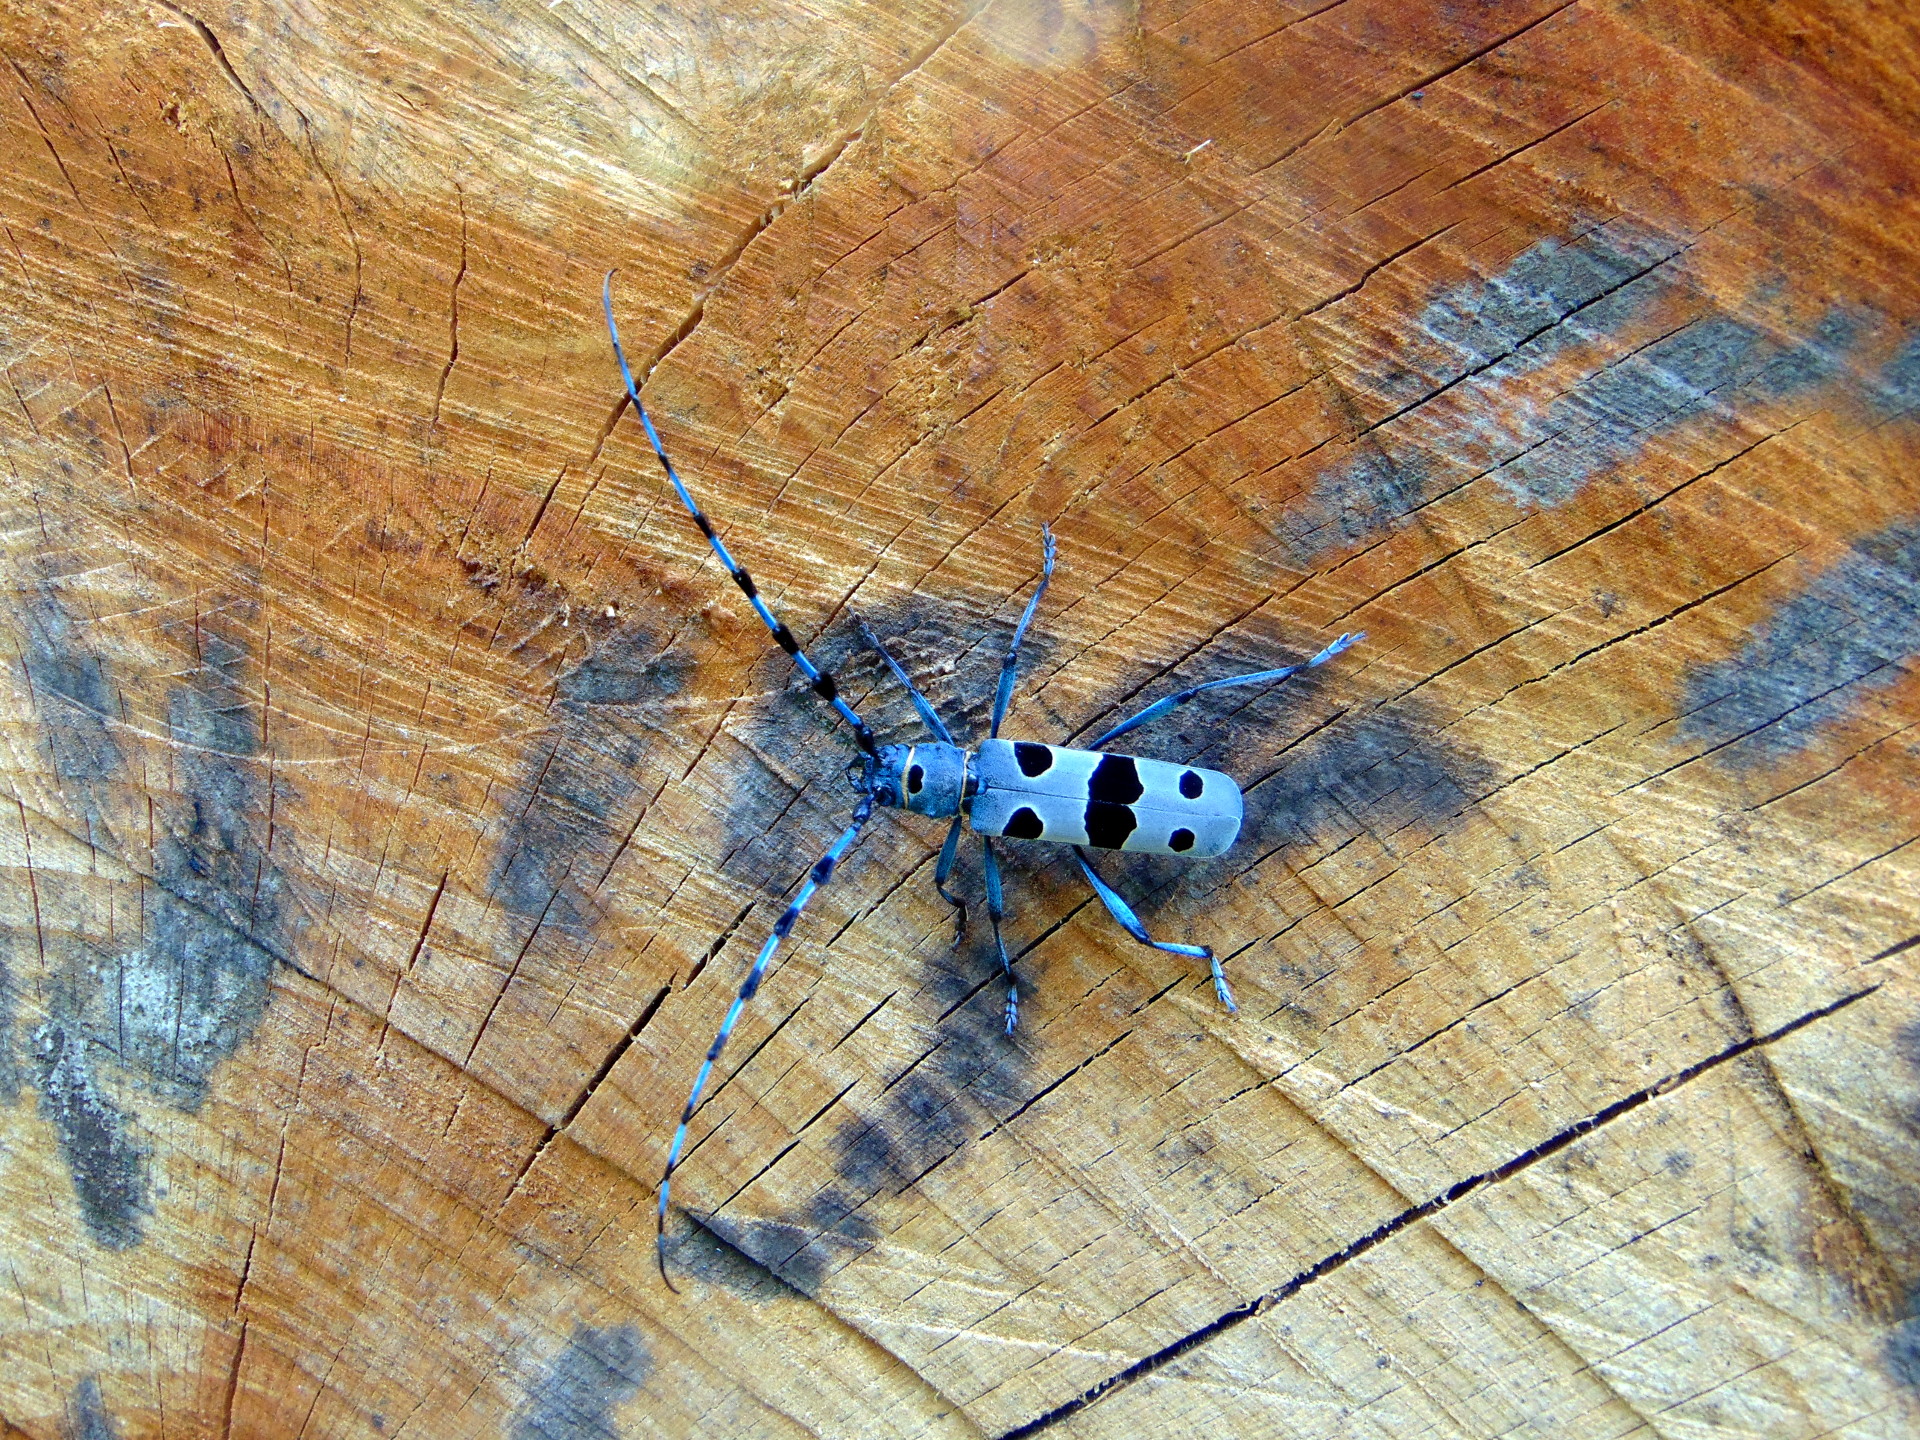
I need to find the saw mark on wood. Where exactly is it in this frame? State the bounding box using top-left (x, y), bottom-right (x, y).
top-left (216, 145), bottom-right (295, 298)
top-left (1439, 99), bottom-right (1613, 195)
top-left (636, 2), bottom-right (989, 398)
top-left (1269, 0), bottom-right (1585, 176)
top-left (290, 106), bottom-right (362, 365)
top-left (1127, 0), bottom-right (1583, 280)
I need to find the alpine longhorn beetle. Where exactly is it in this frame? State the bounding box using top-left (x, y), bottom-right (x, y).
top-left (603, 273), bottom-right (1363, 1287)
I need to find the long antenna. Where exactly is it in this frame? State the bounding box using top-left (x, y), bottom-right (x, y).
top-left (603, 270), bottom-right (877, 755)
top-left (656, 795), bottom-right (876, 1289)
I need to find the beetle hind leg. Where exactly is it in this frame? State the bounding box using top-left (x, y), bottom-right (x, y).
top-left (1072, 847), bottom-right (1238, 1014)
top-left (983, 838), bottom-right (1018, 1033)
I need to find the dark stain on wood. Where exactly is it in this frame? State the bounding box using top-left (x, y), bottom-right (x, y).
top-left (1280, 222), bottom-right (1894, 566)
top-left (490, 622), bottom-right (689, 946)
top-left (706, 969), bottom-right (1036, 1297)
top-left (13, 595), bottom-right (290, 1246)
top-left (509, 1324), bottom-right (651, 1440)
top-left (1680, 516), bottom-right (1920, 764)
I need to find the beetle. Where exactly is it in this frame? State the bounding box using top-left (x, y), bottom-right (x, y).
top-left (603, 273), bottom-right (1362, 1286)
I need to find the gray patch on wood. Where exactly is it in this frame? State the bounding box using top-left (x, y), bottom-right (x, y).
top-left (19, 578), bottom-right (122, 831)
top-left (1399, 221), bottom-right (1682, 402)
top-left (489, 624), bottom-right (686, 950)
top-left (1083, 625), bottom-right (1492, 875)
top-left (1871, 331), bottom-right (1920, 419)
top-left (702, 1188), bottom-right (883, 1298)
top-left (1233, 699), bottom-right (1496, 870)
top-left (1888, 1288), bottom-right (1920, 1395)
top-left (511, 1324), bottom-right (651, 1440)
top-left (1284, 219), bottom-right (1880, 558)
top-left (1485, 306), bottom-right (1863, 508)
top-left (1678, 516), bottom-right (1920, 764)
top-left (31, 1019), bottom-right (147, 1249)
top-left (702, 959), bottom-right (1036, 1297)
top-left (125, 630), bottom-right (281, 1109)
top-left (0, 936), bottom-right (17, 1105)
top-left (69, 1376), bottom-right (121, 1440)
top-left (11, 599), bottom-right (292, 1244)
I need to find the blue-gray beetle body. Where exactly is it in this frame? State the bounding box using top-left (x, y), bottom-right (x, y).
top-left (877, 740), bottom-right (1243, 858)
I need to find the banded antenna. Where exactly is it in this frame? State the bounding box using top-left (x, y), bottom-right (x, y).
top-left (602, 270), bottom-right (877, 755)
top-left (604, 272), bottom-right (886, 1288)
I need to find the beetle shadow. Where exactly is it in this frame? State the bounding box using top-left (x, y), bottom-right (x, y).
top-left (1068, 629), bottom-right (1495, 926)
top-left (691, 949), bottom-right (1037, 1298)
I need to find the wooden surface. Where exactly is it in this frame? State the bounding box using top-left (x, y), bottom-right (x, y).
top-left (2, 1), bottom-right (1919, 1435)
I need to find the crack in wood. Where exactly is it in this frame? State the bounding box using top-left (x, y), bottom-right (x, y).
top-left (998, 981), bottom-right (1882, 1437)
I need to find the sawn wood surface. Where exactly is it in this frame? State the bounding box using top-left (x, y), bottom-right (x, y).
top-left (2, 1), bottom-right (1918, 1436)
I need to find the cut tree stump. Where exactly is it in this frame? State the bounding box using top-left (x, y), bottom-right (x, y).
top-left (3, 1), bottom-right (1918, 1436)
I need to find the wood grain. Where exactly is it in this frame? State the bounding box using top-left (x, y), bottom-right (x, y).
top-left (2, 1), bottom-right (1917, 1435)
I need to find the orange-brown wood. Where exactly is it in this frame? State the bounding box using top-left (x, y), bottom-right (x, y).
top-left (2, 1), bottom-right (1918, 1435)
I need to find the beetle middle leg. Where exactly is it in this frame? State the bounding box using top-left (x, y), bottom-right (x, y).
top-left (933, 814), bottom-right (966, 943)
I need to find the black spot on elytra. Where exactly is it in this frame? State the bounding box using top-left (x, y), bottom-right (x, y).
top-left (1083, 799), bottom-right (1138, 849)
top-left (1169, 828), bottom-right (1195, 853)
top-left (1005, 806), bottom-right (1045, 840)
top-left (510, 1324), bottom-right (651, 1440)
top-left (1178, 769), bottom-right (1204, 799)
top-left (1087, 754), bottom-right (1142, 804)
top-left (1014, 741), bottom-right (1053, 776)
top-left (906, 763), bottom-right (925, 795)
top-left (70, 1376), bottom-right (121, 1440)
top-left (1678, 517), bottom-right (1920, 765)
